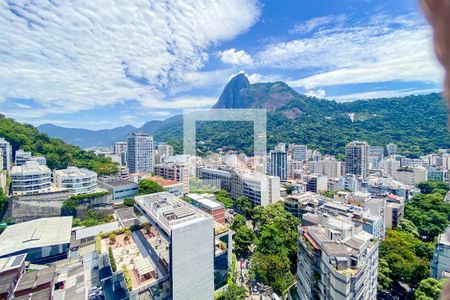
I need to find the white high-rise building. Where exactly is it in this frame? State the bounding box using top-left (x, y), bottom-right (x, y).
top-left (345, 141), bottom-right (369, 179)
top-left (297, 217), bottom-right (379, 300)
top-left (127, 133), bottom-right (154, 173)
top-left (54, 166), bottom-right (97, 195)
top-left (0, 138), bottom-right (12, 171)
top-left (114, 141), bottom-right (128, 166)
top-left (11, 161), bottom-right (52, 195)
top-left (134, 192), bottom-right (215, 300)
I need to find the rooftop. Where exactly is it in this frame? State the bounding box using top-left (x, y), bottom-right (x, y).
top-left (0, 217), bottom-right (73, 257)
top-left (54, 166), bottom-right (97, 178)
top-left (187, 193), bottom-right (224, 209)
top-left (135, 192), bottom-right (210, 233)
top-left (75, 221), bottom-right (120, 240)
top-left (99, 179), bottom-right (137, 187)
top-left (16, 265), bottom-right (55, 290)
top-left (11, 161), bottom-right (51, 175)
top-left (0, 254), bottom-right (26, 273)
top-left (147, 176), bottom-right (179, 187)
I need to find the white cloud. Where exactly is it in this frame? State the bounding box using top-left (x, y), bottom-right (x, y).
top-left (257, 13), bottom-right (443, 89)
top-left (217, 48), bottom-right (253, 65)
top-left (329, 88), bottom-right (441, 102)
top-left (305, 89), bottom-right (326, 99)
top-left (289, 15), bottom-right (346, 34)
top-left (246, 72), bottom-right (283, 83)
top-left (0, 0), bottom-right (260, 114)
top-left (140, 96), bottom-right (217, 109)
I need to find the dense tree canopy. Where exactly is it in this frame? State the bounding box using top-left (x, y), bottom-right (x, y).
top-left (0, 114), bottom-right (118, 174)
top-left (249, 203), bottom-right (299, 294)
top-left (405, 192), bottom-right (450, 240)
top-left (138, 180), bottom-right (164, 195)
top-left (415, 278), bottom-right (446, 300)
top-left (231, 214), bottom-right (254, 257)
top-left (417, 180), bottom-right (450, 195)
top-left (380, 229), bottom-right (433, 289)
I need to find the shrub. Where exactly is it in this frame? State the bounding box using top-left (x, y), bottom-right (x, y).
top-left (108, 247), bottom-right (117, 272)
top-left (122, 265), bottom-right (132, 291)
top-left (109, 233), bottom-right (117, 244)
top-left (96, 235), bottom-right (102, 254)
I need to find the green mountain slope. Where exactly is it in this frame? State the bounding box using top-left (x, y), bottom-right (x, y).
top-left (0, 114), bottom-right (118, 174)
top-left (155, 75), bottom-right (449, 158)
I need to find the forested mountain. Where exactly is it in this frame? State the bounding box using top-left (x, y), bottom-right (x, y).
top-left (38, 74), bottom-right (449, 157)
top-left (0, 114), bottom-right (118, 174)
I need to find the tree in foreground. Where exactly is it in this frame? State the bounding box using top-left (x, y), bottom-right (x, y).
top-left (123, 198), bottom-right (135, 207)
top-left (250, 252), bottom-right (293, 295)
top-left (231, 214), bottom-right (254, 257)
top-left (415, 278), bottom-right (446, 300)
top-left (138, 179), bottom-right (164, 195)
top-left (217, 284), bottom-right (246, 300)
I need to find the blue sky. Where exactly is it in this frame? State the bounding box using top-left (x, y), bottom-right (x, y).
top-left (0, 0), bottom-right (444, 129)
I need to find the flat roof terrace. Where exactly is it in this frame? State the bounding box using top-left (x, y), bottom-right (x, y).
top-left (135, 192), bottom-right (210, 235)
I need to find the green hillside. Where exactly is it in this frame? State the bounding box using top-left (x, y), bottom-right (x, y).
top-left (0, 114), bottom-right (118, 175)
top-left (156, 92), bottom-right (449, 158)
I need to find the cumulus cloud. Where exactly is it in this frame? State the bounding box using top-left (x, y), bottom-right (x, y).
top-left (217, 48), bottom-right (253, 65)
top-left (257, 13), bottom-right (443, 89)
top-left (0, 0), bottom-right (260, 114)
top-left (305, 89), bottom-right (326, 99)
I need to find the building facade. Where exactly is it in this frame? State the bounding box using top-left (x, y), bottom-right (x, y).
top-left (54, 166), bottom-right (98, 195)
top-left (269, 150), bottom-right (287, 182)
top-left (128, 133), bottom-right (154, 173)
top-left (297, 219), bottom-right (379, 300)
top-left (345, 141), bottom-right (369, 179)
top-left (293, 144), bottom-right (308, 161)
top-left (0, 138), bottom-right (12, 171)
top-left (10, 161), bottom-right (52, 195)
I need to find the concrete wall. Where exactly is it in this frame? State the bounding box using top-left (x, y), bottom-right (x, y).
top-left (171, 217), bottom-right (214, 300)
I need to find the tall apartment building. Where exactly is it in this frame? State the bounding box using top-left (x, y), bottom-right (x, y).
top-left (293, 144), bottom-right (308, 161)
top-left (114, 141), bottom-right (128, 166)
top-left (310, 157), bottom-right (342, 179)
top-left (128, 133), bottom-right (154, 173)
top-left (369, 146), bottom-right (384, 169)
top-left (345, 141), bottom-right (369, 179)
top-left (269, 150), bottom-right (287, 182)
top-left (134, 192), bottom-right (215, 300)
top-left (154, 163), bottom-right (189, 194)
top-left (297, 217), bottom-right (379, 300)
top-left (230, 170), bottom-right (280, 207)
top-left (53, 166), bottom-right (97, 195)
top-left (432, 226), bottom-right (450, 280)
top-left (386, 143), bottom-right (398, 156)
top-left (0, 138), bottom-right (12, 171)
top-left (10, 161), bottom-right (52, 195)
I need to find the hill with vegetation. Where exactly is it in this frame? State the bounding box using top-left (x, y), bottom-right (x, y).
top-left (0, 114), bottom-right (118, 175)
top-left (38, 74), bottom-right (449, 157)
